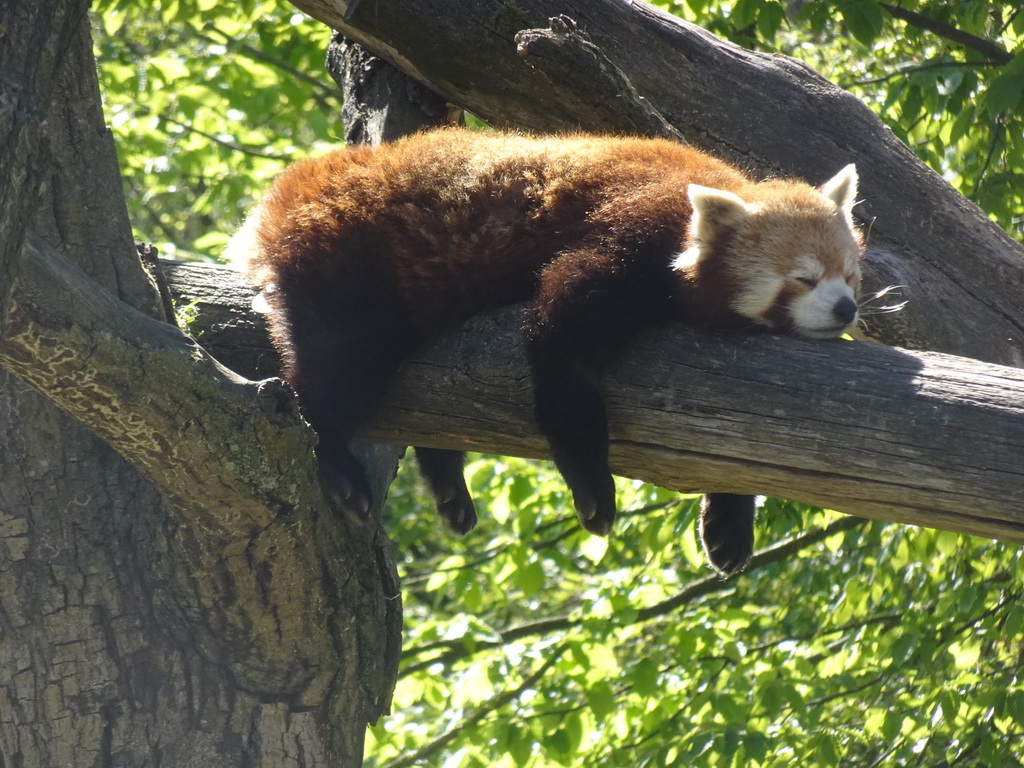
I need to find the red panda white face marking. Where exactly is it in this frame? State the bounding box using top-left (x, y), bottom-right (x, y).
top-left (679, 165), bottom-right (862, 338)
top-left (821, 164), bottom-right (859, 227)
top-left (789, 275), bottom-right (859, 338)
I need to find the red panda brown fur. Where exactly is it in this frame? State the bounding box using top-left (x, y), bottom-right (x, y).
top-left (230, 128), bottom-right (862, 577)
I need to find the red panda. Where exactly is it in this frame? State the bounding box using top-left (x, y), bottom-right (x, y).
top-left (227, 128), bottom-right (862, 577)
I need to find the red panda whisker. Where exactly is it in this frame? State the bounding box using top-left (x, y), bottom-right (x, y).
top-left (858, 304), bottom-right (908, 316)
top-left (858, 284), bottom-right (908, 315)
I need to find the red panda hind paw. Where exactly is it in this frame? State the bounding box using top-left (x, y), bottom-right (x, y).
top-left (572, 492), bottom-right (617, 536)
top-left (436, 491), bottom-right (478, 536)
top-left (319, 467), bottom-right (374, 523)
top-left (701, 535), bottom-right (754, 579)
top-left (699, 493), bottom-right (757, 578)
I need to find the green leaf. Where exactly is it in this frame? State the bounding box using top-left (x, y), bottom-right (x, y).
top-left (732, 0), bottom-right (758, 30)
top-left (630, 658), bottom-right (661, 697)
top-left (510, 736), bottom-right (532, 767)
top-left (586, 680), bottom-right (616, 720)
top-left (513, 560), bottom-right (545, 597)
top-left (757, 1), bottom-right (786, 41)
top-left (547, 727), bottom-right (571, 755)
top-left (563, 711), bottom-right (584, 754)
top-left (1007, 690), bottom-right (1024, 727)
top-left (839, 0), bottom-right (884, 46)
top-left (744, 731), bottom-right (769, 763)
top-left (983, 51), bottom-right (1024, 116)
top-left (949, 106), bottom-right (976, 146)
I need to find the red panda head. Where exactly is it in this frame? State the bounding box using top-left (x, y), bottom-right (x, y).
top-left (675, 165), bottom-right (863, 338)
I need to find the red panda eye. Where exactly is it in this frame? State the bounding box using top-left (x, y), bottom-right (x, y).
top-left (796, 277), bottom-right (818, 288)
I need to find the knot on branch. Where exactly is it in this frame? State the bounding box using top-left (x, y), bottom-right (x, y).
top-left (515, 15), bottom-right (685, 141)
top-left (256, 376), bottom-right (303, 422)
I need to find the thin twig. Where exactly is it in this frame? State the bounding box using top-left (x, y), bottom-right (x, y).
top-left (845, 59), bottom-right (997, 89)
top-left (383, 644), bottom-right (569, 768)
top-left (153, 109), bottom-right (290, 160)
top-left (880, 3), bottom-right (1013, 65)
top-left (400, 515), bottom-right (866, 674)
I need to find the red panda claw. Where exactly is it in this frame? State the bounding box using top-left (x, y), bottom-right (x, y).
top-left (574, 495), bottom-right (616, 536)
top-left (438, 494), bottom-right (478, 536)
top-left (345, 491), bottom-right (371, 518)
top-left (319, 469), bottom-right (373, 523)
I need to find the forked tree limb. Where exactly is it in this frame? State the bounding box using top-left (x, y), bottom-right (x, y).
top-left (0, 234), bottom-right (406, 738)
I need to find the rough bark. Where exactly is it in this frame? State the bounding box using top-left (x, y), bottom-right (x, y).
top-left (0, 13), bottom-right (440, 768)
top-left (163, 261), bottom-right (1024, 544)
top-left (285, 0), bottom-right (1024, 368)
top-left (0, 0), bottom-right (89, 311)
top-left (326, 32), bottom-right (452, 146)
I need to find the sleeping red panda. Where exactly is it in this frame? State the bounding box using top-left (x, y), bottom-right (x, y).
top-left (227, 128), bottom-right (862, 577)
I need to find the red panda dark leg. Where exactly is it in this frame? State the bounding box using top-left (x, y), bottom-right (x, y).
top-left (278, 268), bottom-right (416, 521)
top-left (699, 493), bottom-right (756, 577)
top-left (529, 354), bottom-right (618, 534)
top-left (414, 447), bottom-right (477, 534)
top-left (288, 337), bottom-right (408, 520)
top-left (524, 249), bottom-right (638, 536)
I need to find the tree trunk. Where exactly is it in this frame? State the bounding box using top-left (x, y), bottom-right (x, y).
top-left (1, 16), bottom-right (275, 767)
top-left (0, 13), bottom-right (440, 768)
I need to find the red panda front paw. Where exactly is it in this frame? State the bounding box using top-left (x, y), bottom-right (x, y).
top-left (570, 477), bottom-right (617, 536)
top-left (699, 493), bottom-right (756, 578)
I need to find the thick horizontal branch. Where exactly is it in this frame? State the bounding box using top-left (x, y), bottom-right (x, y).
top-left (166, 261), bottom-right (1024, 545)
top-left (286, 0), bottom-right (1024, 368)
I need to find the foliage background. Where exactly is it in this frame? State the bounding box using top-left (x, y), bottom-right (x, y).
top-left (92, 0), bottom-right (1024, 764)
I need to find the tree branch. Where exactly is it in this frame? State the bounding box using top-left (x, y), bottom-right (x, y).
top-left (879, 3), bottom-right (1013, 65)
top-left (285, 0), bottom-right (1024, 368)
top-left (149, 107), bottom-right (292, 160)
top-left (844, 59), bottom-right (998, 88)
top-left (165, 259), bottom-right (1024, 548)
top-left (378, 316), bottom-right (1024, 541)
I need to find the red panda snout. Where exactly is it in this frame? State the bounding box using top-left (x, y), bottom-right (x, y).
top-left (788, 276), bottom-right (859, 338)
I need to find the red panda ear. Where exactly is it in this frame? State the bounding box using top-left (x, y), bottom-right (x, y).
top-left (687, 185), bottom-right (750, 247)
top-left (821, 164), bottom-right (858, 224)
